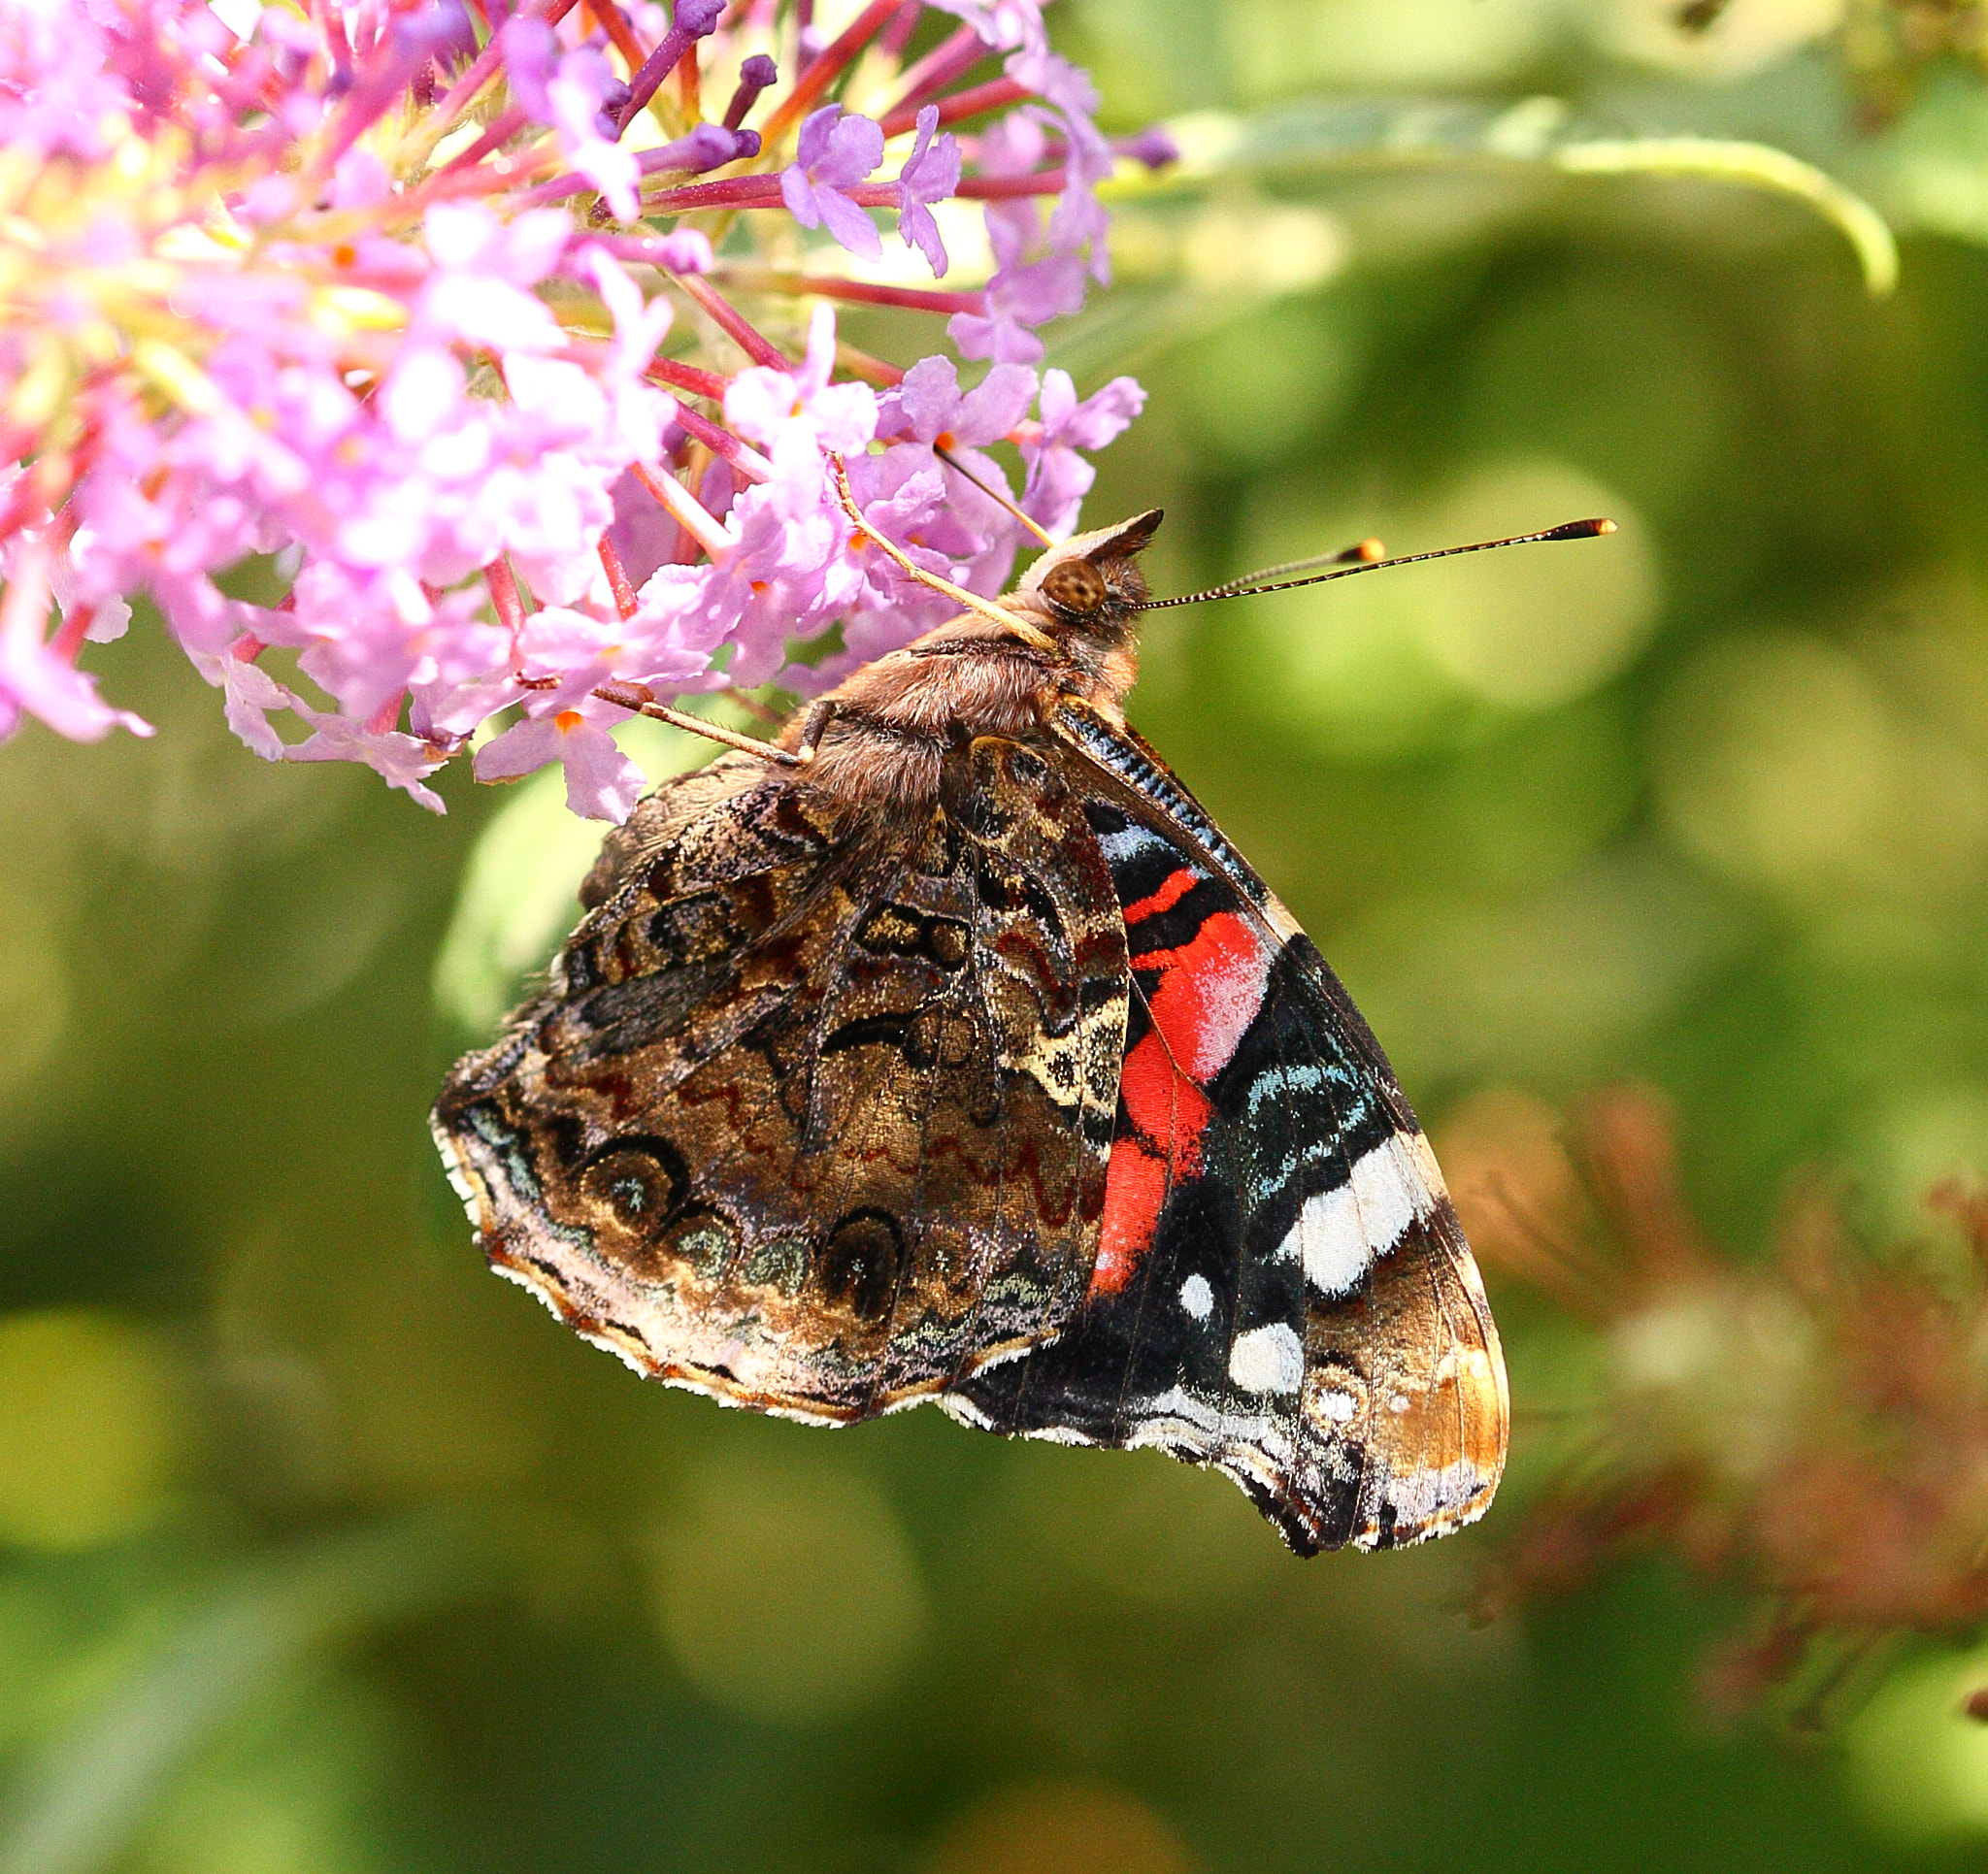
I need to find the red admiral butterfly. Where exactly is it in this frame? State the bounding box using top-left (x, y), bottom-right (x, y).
top-left (432, 473), bottom-right (1610, 1552)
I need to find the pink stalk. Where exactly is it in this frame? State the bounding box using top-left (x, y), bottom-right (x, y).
top-left (878, 74), bottom-right (1025, 139)
top-left (484, 558), bottom-right (527, 636)
top-left (955, 167), bottom-right (1066, 199)
top-left (878, 0), bottom-right (922, 57)
top-left (835, 342), bottom-right (906, 387)
top-left (880, 24), bottom-right (985, 123)
top-left (367, 691), bottom-right (406, 735)
top-left (0, 538), bottom-right (53, 656)
top-left (722, 271), bottom-right (987, 314)
top-left (639, 174), bottom-right (786, 214)
top-left (415, 137), bottom-right (565, 205)
top-left (314, 0), bottom-right (353, 82)
top-left (597, 536), bottom-right (641, 619)
top-left (436, 105), bottom-right (529, 175)
top-left (586, 0), bottom-right (650, 74)
top-left (431, 0), bottom-right (579, 138)
top-left (644, 356), bottom-right (733, 400)
top-left (670, 403), bottom-right (772, 481)
top-left (676, 275), bottom-right (792, 369)
top-left (759, 0), bottom-right (904, 145)
top-left (49, 604), bottom-right (96, 663)
top-left (631, 463), bottom-right (733, 559)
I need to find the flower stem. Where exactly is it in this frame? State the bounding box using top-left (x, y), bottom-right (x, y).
top-left (645, 356), bottom-right (732, 400)
top-left (718, 267), bottom-right (986, 314)
top-left (669, 403), bottom-right (772, 481)
top-left (630, 462), bottom-right (733, 558)
top-left (758, 0), bottom-right (903, 148)
top-left (955, 167), bottom-right (1067, 199)
top-left (675, 273), bottom-right (791, 369)
top-left (586, 0), bottom-right (649, 76)
top-left (878, 75), bottom-right (1025, 139)
top-left (880, 24), bottom-right (986, 125)
top-left (484, 558), bottom-right (527, 636)
top-left (597, 536), bottom-right (641, 618)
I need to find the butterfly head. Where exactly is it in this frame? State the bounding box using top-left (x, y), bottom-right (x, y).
top-left (1013, 510), bottom-right (1163, 647)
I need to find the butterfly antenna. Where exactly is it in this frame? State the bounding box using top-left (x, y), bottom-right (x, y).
top-left (1136, 518), bottom-right (1616, 610)
top-left (934, 444), bottom-right (1056, 547)
top-left (1187, 537), bottom-right (1386, 601)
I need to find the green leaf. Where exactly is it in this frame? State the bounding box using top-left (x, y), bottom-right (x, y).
top-left (1110, 95), bottom-right (1899, 296)
top-left (0, 1510), bottom-right (535, 1874)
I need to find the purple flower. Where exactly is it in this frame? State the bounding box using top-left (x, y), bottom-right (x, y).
top-left (926, 0), bottom-right (1047, 55)
top-left (638, 123), bottom-right (755, 177)
top-left (651, 229), bottom-right (713, 275)
top-left (0, 539), bottom-right (152, 744)
top-left (634, 478), bottom-right (840, 688)
top-left (476, 703), bottom-right (647, 822)
top-left (188, 640), bottom-right (299, 762)
top-left (2, 0), bottom-right (1136, 820)
top-left (881, 355), bottom-right (1038, 449)
top-left (948, 253), bottom-right (1084, 363)
top-left (1021, 369), bottom-right (1145, 538)
top-left (1117, 125), bottom-right (1180, 170)
top-left (724, 306), bottom-right (878, 466)
top-left (548, 48), bottom-right (642, 221)
top-left (894, 106), bottom-right (963, 276)
top-left (877, 354), bottom-right (1036, 544)
top-left (497, 15), bottom-right (558, 119)
top-left (288, 704), bottom-right (448, 813)
top-left (416, 204), bottom-right (569, 354)
top-left (779, 106), bottom-right (887, 260)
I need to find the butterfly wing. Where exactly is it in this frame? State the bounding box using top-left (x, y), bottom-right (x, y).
top-left (432, 738), bottom-right (1129, 1422)
top-left (948, 707), bottom-right (1508, 1552)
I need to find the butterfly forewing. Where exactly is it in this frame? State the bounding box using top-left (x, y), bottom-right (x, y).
top-left (947, 711), bottom-right (1508, 1551)
top-left (432, 739), bottom-right (1129, 1422)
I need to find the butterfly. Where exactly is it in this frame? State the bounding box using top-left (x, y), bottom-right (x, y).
top-left (431, 492), bottom-right (1605, 1551)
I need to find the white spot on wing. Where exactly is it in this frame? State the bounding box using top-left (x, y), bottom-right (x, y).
top-left (1179, 1273), bottom-right (1213, 1320)
top-left (1280, 1132), bottom-right (1439, 1298)
top-left (1228, 1322), bottom-right (1303, 1395)
top-left (1096, 823), bottom-right (1174, 865)
top-left (1318, 1388), bottom-right (1357, 1423)
top-left (1284, 1180), bottom-right (1368, 1296)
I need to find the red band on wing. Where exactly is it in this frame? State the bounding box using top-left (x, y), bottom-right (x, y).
top-left (1090, 908), bottom-right (1275, 1296)
top-left (1121, 866), bottom-right (1199, 929)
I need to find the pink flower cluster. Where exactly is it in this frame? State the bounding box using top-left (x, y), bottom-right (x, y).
top-left (0, 0), bottom-right (1170, 818)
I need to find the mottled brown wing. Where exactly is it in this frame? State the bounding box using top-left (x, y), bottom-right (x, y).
top-left (431, 737), bottom-right (1129, 1422)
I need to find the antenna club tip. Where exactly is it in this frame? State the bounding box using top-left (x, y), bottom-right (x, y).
top-left (1542, 517), bottom-right (1617, 541)
top-left (1355, 537), bottom-right (1385, 562)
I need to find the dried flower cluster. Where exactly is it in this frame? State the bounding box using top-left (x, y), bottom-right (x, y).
top-left (1444, 1087), bottom-right (1988, 1718)
top-left (0, 0), bottom-right (1165, 817)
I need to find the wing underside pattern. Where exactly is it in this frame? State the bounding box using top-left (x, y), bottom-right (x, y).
top-left (433, 716), bottom-right (1506, 1552)
top-left (950, 711), bottom-right (1508, 1551)
top-left (432, 740), bottom-right (1129, 1423)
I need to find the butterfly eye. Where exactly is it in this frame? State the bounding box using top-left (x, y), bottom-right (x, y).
top-left (1041, 558), bottom-right (1108, 614)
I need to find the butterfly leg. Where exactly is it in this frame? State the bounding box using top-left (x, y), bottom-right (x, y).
top-left (827, 455), bottom-right (1060, 656)
top-left (590, 680), bottom-right (801, 767)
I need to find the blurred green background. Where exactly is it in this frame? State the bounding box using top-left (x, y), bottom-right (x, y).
top-left (21, 0), bottom-right (1988, 1867)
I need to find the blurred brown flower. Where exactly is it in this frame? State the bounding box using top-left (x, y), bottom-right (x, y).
top-left (1443, 1084), bottom-right (1988, 1721)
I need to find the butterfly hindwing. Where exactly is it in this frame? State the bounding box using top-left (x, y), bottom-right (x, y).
top-left (431, 738), bottom-right (1129, 1423)
top-left (949, 708), bottom-right (1508, 1552)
